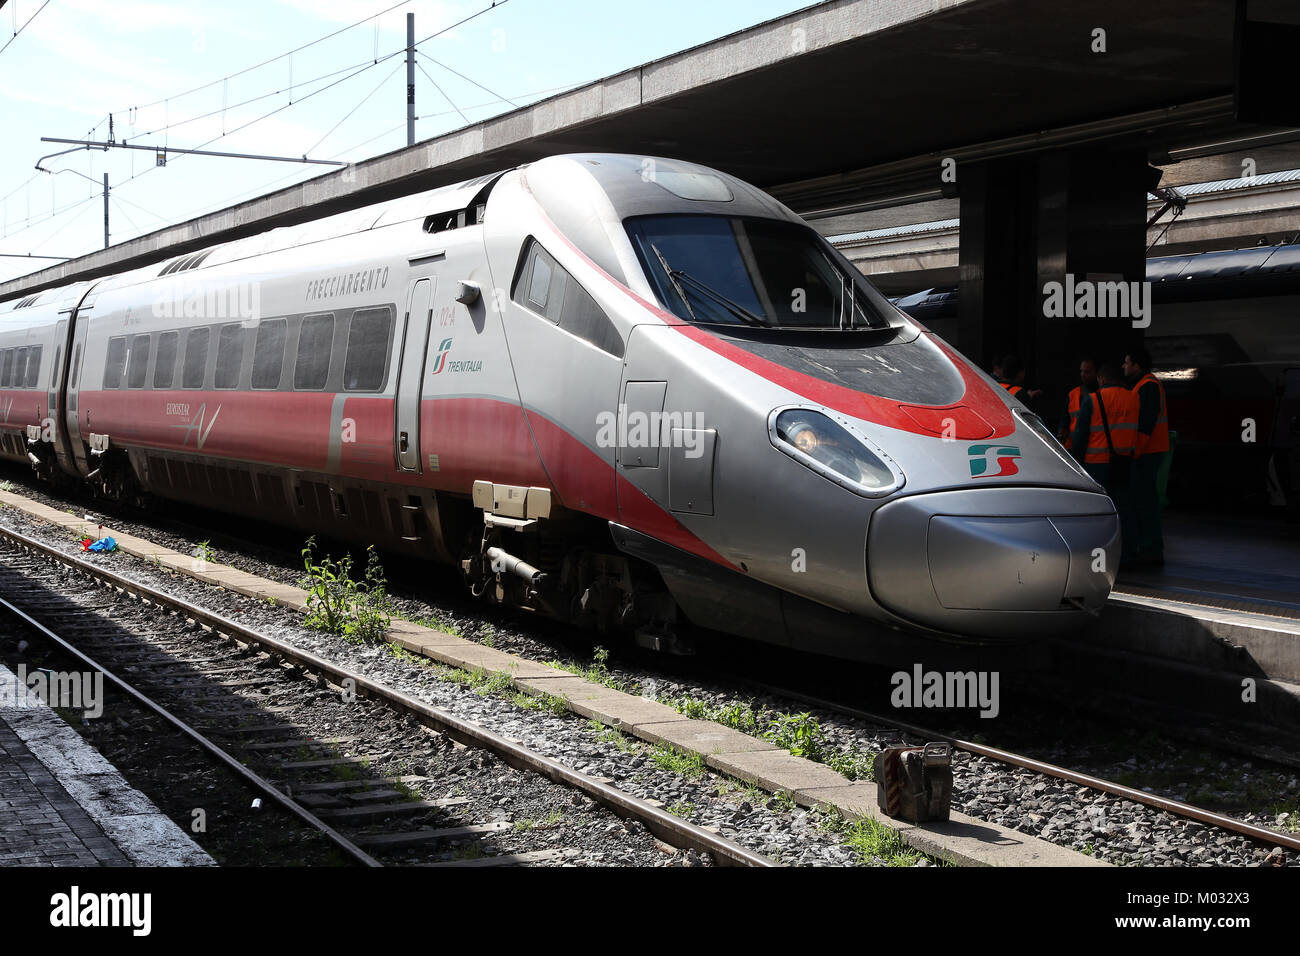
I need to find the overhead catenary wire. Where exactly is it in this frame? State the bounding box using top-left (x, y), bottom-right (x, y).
top-left (30, 197), bottom-right (100, 253)
top-left (109, 197), bottom-right (142, 235)
top-left (107, 2), bottom-right (518, 184)
top-left (417, 49), bottom-right (518, 108)
top-left (305, 61), bottom-right (405, 157)
top-left (1, 1), bottom-right (522, 259)
top-left (417, 61), bottom-right (470, 126)
top-left (124, 52), bottom-right (404, 145)
top-left (129, 80), bottom-right (588, 229)
top-left (117, 0), bottom-right (513, 145)
top-left (8, 78), bottom-right (586, 248)
top-left (1, 193), bottom-right (98, 240)
top-left (0, 0), bottom-right (51, 57)
top-left (121, 0), bottom-right (416, 114)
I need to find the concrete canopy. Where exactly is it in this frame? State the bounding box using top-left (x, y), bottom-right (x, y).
top-left (2, 0), bottom-right (1291, 300)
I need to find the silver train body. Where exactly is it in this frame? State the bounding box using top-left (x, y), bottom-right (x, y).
top-left (0, 154), bottom-right (1118, 658)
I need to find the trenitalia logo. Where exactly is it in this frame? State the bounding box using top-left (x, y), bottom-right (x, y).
top-left (170, 403), bottom-right (222, 449)
top-left (431, 337), bottom-right (452, 375)
top-left (967, 443), bottom-right (1021, 478)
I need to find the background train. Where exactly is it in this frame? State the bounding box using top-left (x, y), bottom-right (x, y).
top-left (893, 243), bottom-right (1300, 513)
top-left (0, 153), bottom-right (1119, 660)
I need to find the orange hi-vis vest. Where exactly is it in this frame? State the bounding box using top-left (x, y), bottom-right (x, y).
top-left (1134, 372), bottom-right (1170, 455)
top-left (1067, 385), bottom-right (1083, 431)
top-left (1000, 381), bottom-right (1024, 397)
top-left (1084, 385), bottom-right (1139, 464)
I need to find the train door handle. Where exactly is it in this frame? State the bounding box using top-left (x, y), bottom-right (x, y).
top-left (400, 432), bottom-right (409, 452)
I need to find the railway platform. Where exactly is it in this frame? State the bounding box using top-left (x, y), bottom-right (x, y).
top-left (1117, 511), bottom-right (1300, 617)
top-left (1049, 510), bottom-right (1300, 741)
top-left (0, 663), bottom-right (212, 867)
top-left (1095, 510), bottom-right (1300, 688)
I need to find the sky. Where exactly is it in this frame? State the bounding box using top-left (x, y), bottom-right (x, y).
top-left (0, 0), bottom-right (815, 282)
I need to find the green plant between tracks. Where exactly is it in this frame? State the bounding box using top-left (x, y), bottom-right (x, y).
top-left (300, 536), bottom-right (393, 643)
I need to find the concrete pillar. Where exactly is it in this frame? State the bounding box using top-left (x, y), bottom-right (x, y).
top-left (958, 148), bottom-right (1148, 421)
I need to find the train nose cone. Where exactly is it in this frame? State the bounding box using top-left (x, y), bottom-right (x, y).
top-left (867, 487), bottom-right (1118, 640)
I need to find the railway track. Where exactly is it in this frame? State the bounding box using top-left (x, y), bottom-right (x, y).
top-left (728, 677), bottom-right (1300, 861)
top-left (2, 473), bottom-right (1294, 866)
top-left (0, 524), bottom-right (773, 868)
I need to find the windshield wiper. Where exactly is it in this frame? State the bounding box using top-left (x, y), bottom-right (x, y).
top-left (669, 269), bottom-right (770, 328)
top-left (649, 243), bottom-right (699, 322)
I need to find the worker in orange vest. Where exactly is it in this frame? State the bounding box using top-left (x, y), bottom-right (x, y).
top-left (1058, 357), bottom-right (1099, 443)
top-left (996, 354), bottom-right (1043, 406)
top-left (1123, 347), bottom-right (1170, 567)
top-left (1070, 363), bottom-right (1140, 564)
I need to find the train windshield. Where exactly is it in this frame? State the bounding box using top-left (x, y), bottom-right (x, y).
top-left (625, 214), bottom-right (889, 330)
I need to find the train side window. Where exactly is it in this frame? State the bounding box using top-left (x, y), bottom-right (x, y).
top-left (70, 345), bottom-right (82, 389)
top-left (512, 239), bottom-right (624, 358)
top-left (558, 281), bottom-right (624, 358)
top-left (251, 318), bottom-right (287, 390)
top-left (513, 242), bottom-right (566, 322)
top-left (182, 328), bottom-right (210, 389)
top-left (12, 347), bottom-right (28, 389)
top-left (528, 250), bottom-right (554, 311)
top-left (103, 337), bottom-right (127, 389)
top-left (51, 347), bottom-right (61, 390)
top-left (154, 332), bottom-right (178, 389)
top-left (295, 313), bottom-right (334, 390)
top-left (0, 348), bottom-right (12, 387)
top-left (25, 345), bottom-right (41, 388)
top-left (343, 308), bottom-right (392, 391)
top-left (214, 324), bottom-right (243, 389)
top-left (126, 335), bottom-right (150, 389)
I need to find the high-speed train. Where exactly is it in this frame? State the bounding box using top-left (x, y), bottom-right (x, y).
top-left (0, 154), bottom-right (1118, 658)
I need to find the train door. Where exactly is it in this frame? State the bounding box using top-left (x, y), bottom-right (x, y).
top-left (61, 291), bottom-right (94, 477)
top-left (44, 317), bottom-right (67, 451)
top-left (394, 277), bottom-right (435, 472)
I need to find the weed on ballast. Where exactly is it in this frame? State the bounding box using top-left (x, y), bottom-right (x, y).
top-left (193, 539), bottom-right (216, 563)
top-left (817, 809), bottom-right (925, 867)
top-left (547, 645), bottom-right (641, 696)
top-left (650, 744), bottom-right (706, 778)
top-left (300, 536), bottom-right (393, 644)
top-left (668, 695), bottom-right (876, 781)
top-left (587, 718), bottom-right (636, 752)
top-left (515, 810), bottom-right (564, 831)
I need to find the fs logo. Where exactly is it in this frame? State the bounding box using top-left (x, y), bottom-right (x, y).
top-left (968, 443), bottom-right (1021, 478)
top-left (431, 337), bottom-right (452, 375)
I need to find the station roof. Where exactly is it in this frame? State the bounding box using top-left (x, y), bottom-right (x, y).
top-left (4, 0), bottom-right (1297, 301)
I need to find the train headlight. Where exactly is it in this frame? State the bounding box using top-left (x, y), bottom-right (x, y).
top-left (769, 407), bottom-right (902, 497)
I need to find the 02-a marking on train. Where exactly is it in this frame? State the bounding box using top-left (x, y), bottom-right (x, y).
top-left (967, 443), bottom-right (1021, 478)
top-left (170, 403), bottom-right (222, 449)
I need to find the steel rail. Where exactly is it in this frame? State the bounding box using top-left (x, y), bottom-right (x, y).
top-left (739, 680), bottom-right (1300, 855)
top-left (0, 524), bottom-right (774, 867)
top-left (0, 591), bottom-right (383, 868)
